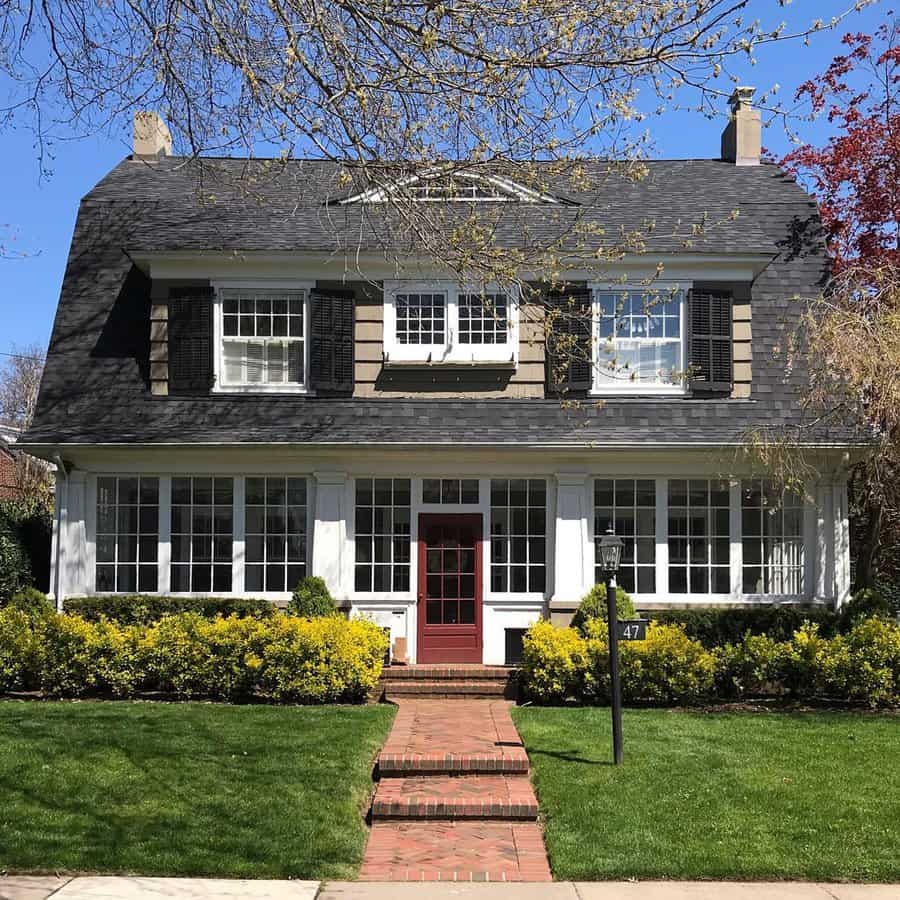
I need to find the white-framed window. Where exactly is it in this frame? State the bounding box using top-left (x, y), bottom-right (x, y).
top-left (741, 479), bottom-right (805, 595)
top-left (354, 478), bottom-right (412, 592)
top-left (668, 479), bottom-right (732, 595)
top-left (244, 477), bottom-right (308, 593)
top-left (170, 476), bottom-right (234, 593)
top-left (383, 281), bottom-right (518, 364)
top-left (594, 479), bottom-right (656, 594)
top-left (95, 476), bottom-right (160, 593)
top-left (213, 282), bottom-right (313, 392)
top-left (591, 284), bottom-right (688, 395)
top-left (490, 479), bottom-right (547, 593)
top-left (340, 171), bottom-right (560, 204)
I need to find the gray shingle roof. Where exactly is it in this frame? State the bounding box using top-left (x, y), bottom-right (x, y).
top-left (22, 155), bottom-right (862, 450)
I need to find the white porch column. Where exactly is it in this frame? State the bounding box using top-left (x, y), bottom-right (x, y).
top-left (50, 469), bottom-right (67, 609)
top-left (549, 472), bottom-right (591, 625)
top-left (312, 471), bottom-right (349, 601)
top-left (62, 470), bottom-right (90, 598)
top-left (814, 483), bottom-right (830, 603)
top-left (833, 482), bottom-right (852, 608)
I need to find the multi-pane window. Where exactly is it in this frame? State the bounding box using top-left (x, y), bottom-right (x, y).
top-left (459, 294), bottom-right (508, 345)
top-left (668, 479), bottom-right (731, 594)
top-left (354, 478), bottom-right (412, 592)
top-left (594, 288), bottom-right (684, 392)
top-left (171, 477), bottom-right (234, 592)
top-left (490, 479), bottom-right (547, 593)
top-left (245, 477), bottom-right (307, 592)
top-left (95, 477), bottom-right (159, 593)
top-left (395, 293), bottom-right (446, 345)
top-left (423, 478), bottom-right (479, 504)
top-left (220, 289), bottom-right (306, 386)
top-left (594, 479), bottom-right (656, 593)
top-left (742, 480), bottom-right (805, 595)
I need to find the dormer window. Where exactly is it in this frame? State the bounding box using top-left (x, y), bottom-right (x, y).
top-left (384, 281), bottom-right (518, 365)
top-left (212, 281), bottom-right (312, 393)
top-left (591, 284), bottom-right (689, 396)
top-left (341, 170), bottom-right (562, 204)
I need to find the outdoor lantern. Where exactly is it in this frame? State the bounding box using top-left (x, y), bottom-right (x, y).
top-left (598, 527), bottom-right (623, 578)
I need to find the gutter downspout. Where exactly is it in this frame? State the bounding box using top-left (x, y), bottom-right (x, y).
top-left (52, 454), bottom-right (67, 612)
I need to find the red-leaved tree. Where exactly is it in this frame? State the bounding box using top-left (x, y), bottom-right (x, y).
top-left (777, 19), bottom-right (900, 590)
top-left (782, 21), bottom-right (900, 274)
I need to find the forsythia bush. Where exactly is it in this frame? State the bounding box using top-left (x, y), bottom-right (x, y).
top-left (519, 616), bottom-right (900, 707)
top-left (0, 608), bottom-right (387, 703)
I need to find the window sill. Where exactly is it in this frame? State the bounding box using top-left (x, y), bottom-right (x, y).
top-left (383, 355), bottom-right (517, 369)
top-left (589, 387), bottom-right (687, 398)
top-left (212, 384), bottom-right (311, 395)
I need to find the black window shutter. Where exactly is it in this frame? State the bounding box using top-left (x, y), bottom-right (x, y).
top-left (309, 288), bottom-right (355, 395)
top-left (545, 287), bottom-right (593, 395)
top-left (168, 286), bottom-right (214, 395)
top-left (689, 288), bottom-right (733, 393)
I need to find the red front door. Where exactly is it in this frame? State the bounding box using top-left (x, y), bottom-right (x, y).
top-left (417, 514), bottom-right (483, 664)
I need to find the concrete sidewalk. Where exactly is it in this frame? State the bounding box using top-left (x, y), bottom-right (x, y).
top-left (3, 878), bottom-right (899, 900)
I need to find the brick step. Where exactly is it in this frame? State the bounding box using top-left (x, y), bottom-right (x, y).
top-left (372, 774), bottom-right (538, 820)
top-left (383, 665), bottom-right (517, 682)
top-left (383, 680), bottom-right (514, 699)
top-left (359, 821), bottom-right (552, 882)
top-left (378, 747), bottom-right (530, 776)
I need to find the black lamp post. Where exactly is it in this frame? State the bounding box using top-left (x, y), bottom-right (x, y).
top-left (598, 527), bottom-right (624, 765)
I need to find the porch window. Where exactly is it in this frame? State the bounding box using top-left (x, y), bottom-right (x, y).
top-left (668, 479), bottom-right (731, 594)
top-left (490, 479), bottom-right (546, 593)
top-left (384, 282), bottom-right (517, 363)
top-left (423, 478), bottom-right (479, 504)
top-left (244, 477), bottom-right (308, 592)
top-left (592, 286), bottom-right (686, 394)
top-left (354, 478), bottom-right (412, 592)
top-left (170, 477), bottom-right (234, 592)
top-left (95, 476), bottom-right (159, 593)
top-left (594, 479), bottom-right (656, 593)
top-left (741, 480), bottom-right (805, 595)
top-left (216, 287), bottom-right (308, 391)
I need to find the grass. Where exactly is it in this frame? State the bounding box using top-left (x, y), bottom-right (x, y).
top-left (0, 700), bottom-right (395, 879)
top-left (513, 707), bottom-right (900, 883)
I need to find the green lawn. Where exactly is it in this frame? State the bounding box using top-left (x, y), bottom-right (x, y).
top-left (0, 700), bottom-right (394, 879)
top-left (513, 707), bottom-right (900, 882)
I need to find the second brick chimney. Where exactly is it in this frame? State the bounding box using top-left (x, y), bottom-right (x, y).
top-left (721, 87), bottom-right (761, 166)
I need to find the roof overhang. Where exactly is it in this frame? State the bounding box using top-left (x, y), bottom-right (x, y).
top-left (130, 250), bottom-right (775, 284)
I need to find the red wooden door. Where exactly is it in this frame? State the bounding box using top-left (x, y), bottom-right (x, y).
top-left (417, 514), bottom-right (483, 663)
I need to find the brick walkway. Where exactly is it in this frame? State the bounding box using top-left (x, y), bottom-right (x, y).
top-left (360, 699), bottom-right (552, 882)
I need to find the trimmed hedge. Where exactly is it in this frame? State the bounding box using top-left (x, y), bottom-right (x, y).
top-left (521, 616), bottom-right (900, 708)
top-left (571, 585), bottom-right (636, 633)
top-left (644, 606), bottom-right (842, 646)
top-left (0, 498), bottom-right (52, 596)
top-left (0, 609), bottom-right (388, 703)
top-left (63, 594), bottom-right (275, 625)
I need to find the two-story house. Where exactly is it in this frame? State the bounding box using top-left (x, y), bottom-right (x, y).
top-left (21, 91), bottom-right (854, 665)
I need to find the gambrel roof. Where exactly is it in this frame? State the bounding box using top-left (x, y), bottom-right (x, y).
top-left (21, 155), bottom-right (862, 450)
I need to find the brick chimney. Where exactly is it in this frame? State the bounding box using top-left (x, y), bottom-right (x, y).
top-left (721, 87), bottom-right (761, 166)
top-left (133, 111), bottom-right (173, 157)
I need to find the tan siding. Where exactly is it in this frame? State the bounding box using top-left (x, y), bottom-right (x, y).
top-left (732, 293), bottom-right (752, 399)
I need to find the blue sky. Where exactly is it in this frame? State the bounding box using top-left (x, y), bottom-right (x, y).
top-left (0, 0), bottom-right (889, 356)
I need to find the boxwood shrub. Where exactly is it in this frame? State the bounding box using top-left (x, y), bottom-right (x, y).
top-left (644, 605), bottom-right (842, 647)
top-left (63, 594), bottom-right (274, 625)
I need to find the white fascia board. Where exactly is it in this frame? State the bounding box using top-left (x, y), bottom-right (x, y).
top-left (130, 250), bottom-right (774, 284)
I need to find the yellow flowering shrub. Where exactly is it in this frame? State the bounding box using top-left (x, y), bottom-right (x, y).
top-left (520, 619), bottom-right (586, 704)
top-left (714, 632), bottom-right (791, 698)
top-left (0, 606), bottom-right (37, 692)
top-left (258, 614), bottom-right (387, 703)
top-left (36, 613), bottom-right (144, 697)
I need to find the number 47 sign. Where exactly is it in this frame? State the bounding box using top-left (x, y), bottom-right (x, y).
top-left (616, 619), bottom-right (649, 641)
